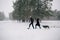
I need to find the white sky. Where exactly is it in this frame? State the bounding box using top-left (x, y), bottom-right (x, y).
top-left (0, 0), bottom-right (15, 17)
top-left (0, 0), bottom-right (60, 17)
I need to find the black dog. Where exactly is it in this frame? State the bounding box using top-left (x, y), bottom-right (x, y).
top-left (42, 25), bottom-right (49, 28)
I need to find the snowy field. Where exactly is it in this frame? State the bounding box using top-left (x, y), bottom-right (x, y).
top-left (0, 20), bottom-right (60, 40)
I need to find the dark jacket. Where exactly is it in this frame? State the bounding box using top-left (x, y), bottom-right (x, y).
top-left (30, 17), bottom-right (34, 23)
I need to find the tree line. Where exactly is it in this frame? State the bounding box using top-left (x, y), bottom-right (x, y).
top-left (10, 0), bottom-right (53, 22)
top-left (0, 12), bottom-right (5, 20)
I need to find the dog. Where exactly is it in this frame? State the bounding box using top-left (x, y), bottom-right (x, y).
top-left (42, 25), bottom-right (49, 28)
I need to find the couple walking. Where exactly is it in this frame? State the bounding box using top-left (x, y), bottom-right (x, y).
top-left (28, 16), bottom-right (41, 29)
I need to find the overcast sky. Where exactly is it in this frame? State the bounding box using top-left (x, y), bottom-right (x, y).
top-left (0, 0), bottom-right (60, 17)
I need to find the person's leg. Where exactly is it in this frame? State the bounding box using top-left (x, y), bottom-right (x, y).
top-left (29, 23), bottom-right (31, 27)
top-left (35, 24), bottom-right (37, 29)
top-left (32, 23), bottom-right (34, 29)
top-left (38, 24), bottom-right (41, 29)
top-left (28, 23), bottom-right (32, 29)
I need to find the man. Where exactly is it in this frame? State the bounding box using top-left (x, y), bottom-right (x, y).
top-left (27, 16), bottom-right (34, 29)
top-left (35, 18), bottom-right (41, 29)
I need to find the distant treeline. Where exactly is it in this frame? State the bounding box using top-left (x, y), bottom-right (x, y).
top-left (9, 10), bottom-right (60, 21)
top-left (9, 0), bottom-right (53, 22)
top-left (0, 12), bottom-right (5, 20)
top-left (42, 10), bottom-right (60, 20)
top-left (9, 0), bottom-right (60, 21)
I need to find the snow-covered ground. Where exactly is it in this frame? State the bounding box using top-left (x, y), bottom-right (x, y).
top-left (0, 20), bottom-right (60, 40)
